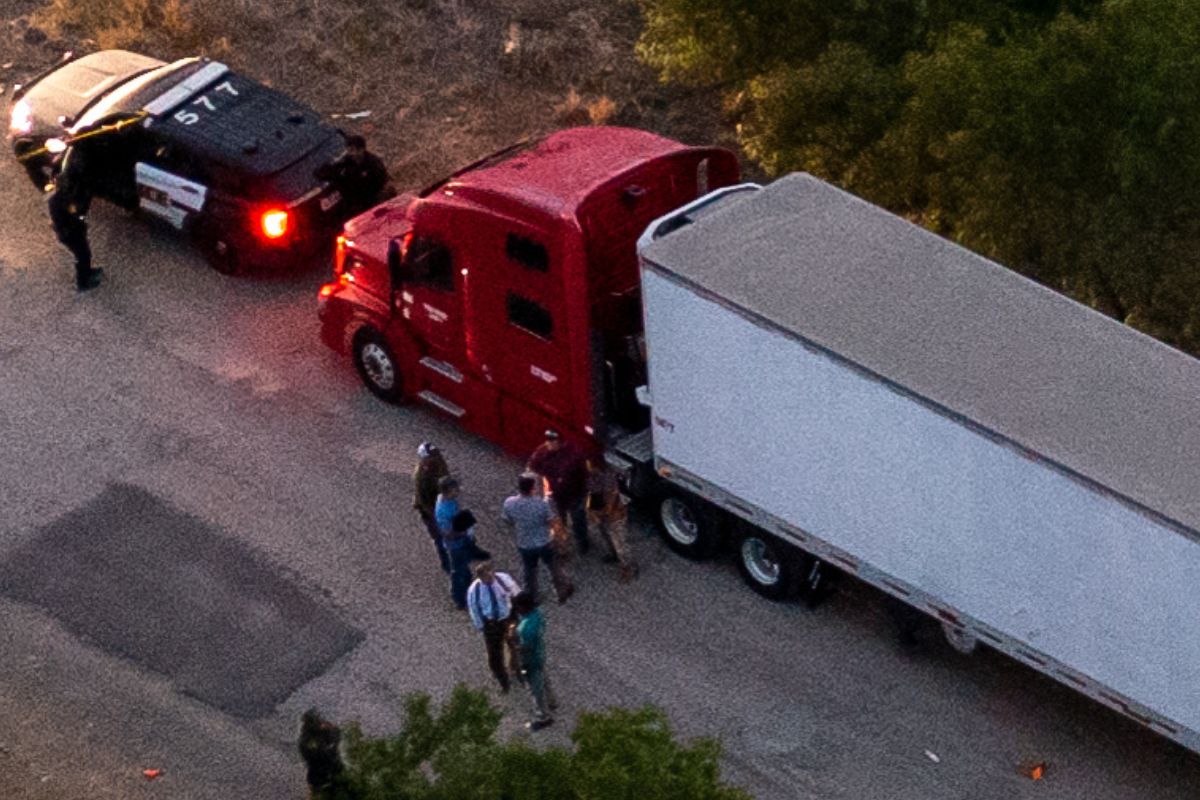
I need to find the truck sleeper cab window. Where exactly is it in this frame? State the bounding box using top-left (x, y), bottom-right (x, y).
top-left (507, 292), bottom-right (552, 339)
top-left (506, 233), bottom-right (549, 272)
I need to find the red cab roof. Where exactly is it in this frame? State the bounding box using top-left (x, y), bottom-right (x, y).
top-left (440, 126), bottom-right (699, 219)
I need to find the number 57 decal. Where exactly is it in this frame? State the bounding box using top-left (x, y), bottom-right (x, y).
top-left (173, 81), bottom-right (239, 126)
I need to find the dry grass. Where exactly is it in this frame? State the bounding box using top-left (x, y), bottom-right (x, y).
top-left (11, 0), bottom-right (737, 188)
top-left (32, 0), bottom-right (220, 52)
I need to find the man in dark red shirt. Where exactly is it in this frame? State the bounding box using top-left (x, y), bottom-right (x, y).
top-left (527, 429), bottom-right (591, 555)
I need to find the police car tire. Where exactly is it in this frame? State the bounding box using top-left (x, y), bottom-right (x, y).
top-left (353, 330), bottom-right (403, 403)
top-left (204, 236), bottom-right (241, 275)
top-left (13, 140), bottom-right (49, 190)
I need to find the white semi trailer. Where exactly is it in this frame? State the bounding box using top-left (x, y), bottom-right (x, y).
top-left (617, 174), bottom-right (1200, 754)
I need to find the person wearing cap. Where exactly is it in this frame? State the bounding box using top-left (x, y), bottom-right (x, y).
top-left (466, 561), bottom-right (523, 692)
top-left (527, 429), bottom-right (592, 556)
top-left (413, 442), bottom-right (451, 573)
top-left (315, 133), bottom-right (391, 218)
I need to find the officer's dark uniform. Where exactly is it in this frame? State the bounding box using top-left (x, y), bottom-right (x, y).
top-left (48, 146), bottom-right (102, 291)
top-left (316, 139), bottom-right (391, 218)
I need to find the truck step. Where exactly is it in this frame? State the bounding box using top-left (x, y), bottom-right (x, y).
top-left (417, 390), bottom-right (465, 418)
top-left (419, 356), bottom-right (464, 383)
top-left (612, 428), bottom-right (654, 463)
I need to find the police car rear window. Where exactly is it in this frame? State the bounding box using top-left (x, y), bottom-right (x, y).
top-left (151, 72), bottom-right (336, 180)
top-left (74, 60), bottom-right (208, 130)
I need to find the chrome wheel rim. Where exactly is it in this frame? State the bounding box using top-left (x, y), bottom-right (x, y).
top-left (361, 342), bottom-right (395, 391)
top-left (742, 537), bottom-right (780, 585)
top-left (661, 498), bottom-right (699, 546)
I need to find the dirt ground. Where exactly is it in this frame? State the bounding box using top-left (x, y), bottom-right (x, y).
top-left (2, 0), bottom-right (750, 191)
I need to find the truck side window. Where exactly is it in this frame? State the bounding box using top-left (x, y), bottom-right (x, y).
top-left (505, 233), bottom-right (549, 272)
top-left (406, 236), bottom-right (454, 291)
top-left (507, 292), bottom-right (553, 339)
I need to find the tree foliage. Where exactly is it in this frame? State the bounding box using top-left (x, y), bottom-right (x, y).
top-left (337, 686), bottom-right (750, 800)
top-left (638, 0), bottom-right (1200, 354)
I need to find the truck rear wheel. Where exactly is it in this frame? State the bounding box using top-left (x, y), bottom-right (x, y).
top-left (354, 330), bottom-right (403, 403)
top-left (736, 529), bottom-right (797, 600)
top-left (657, 491), bottom-right (722, 559)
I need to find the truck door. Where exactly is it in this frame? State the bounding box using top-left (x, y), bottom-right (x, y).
top-left (397, 233), bottom-right (464, 360)
top-left (467, 224), bottom-right (573, 419)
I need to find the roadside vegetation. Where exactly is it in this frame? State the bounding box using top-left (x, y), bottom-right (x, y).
top-left (336, 686), bottom-right (750, 799)
top-left (638, 0), bottom-right (1200, 355)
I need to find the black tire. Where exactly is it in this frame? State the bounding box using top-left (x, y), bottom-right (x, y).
top-left (656, 489), bottom-right (722, 560)
top-left (14, 140), bottom-right (53, 190)
top-left (736, 528), bottom-right (800, 601)
top-left (353, 329), bottom-right (403, 403)
top-left (203, 235), bottom-right (241, 275)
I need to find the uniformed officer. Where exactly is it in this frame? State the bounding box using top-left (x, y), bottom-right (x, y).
top-left (316, 134), bottom-right (391, 218)
top-left (48, 144), bottom-right (103, 292)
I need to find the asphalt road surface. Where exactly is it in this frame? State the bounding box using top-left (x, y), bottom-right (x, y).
top-left (0, 151), bottom-right (1198, 800)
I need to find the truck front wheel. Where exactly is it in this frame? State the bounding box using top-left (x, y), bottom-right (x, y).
top-left (657, 491), bottom-right (722, 560)
top-left (353, 330), bottom-right (403, 403)
top-left (736, 530), bottom-right (797, 600)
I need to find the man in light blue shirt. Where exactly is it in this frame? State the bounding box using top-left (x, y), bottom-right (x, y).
top-left (466, 561), bottom-right (522, 692)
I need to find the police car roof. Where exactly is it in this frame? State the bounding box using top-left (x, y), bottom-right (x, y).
top-left (144, 62), bottom-right (338, 179)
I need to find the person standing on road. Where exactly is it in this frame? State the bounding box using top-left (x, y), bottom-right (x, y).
top-left (466, 560), bottom-right (523, 692)
top-left (47, 144), bottom-right (103, 292)
top-left (527, 429), bottom-right (591, 555)
top-left (586, 459), bottom-right (638, 582)
top-left (513, 590), bottom-right (557, 731)
top-left (298, 708), bottom-right (345, 800)
top-left (412, 442), bottom-right (451, 573)
top-left (315, 134), bottom-right (392, 218)
top-left (445, 508), bottom-right (488, 610)
top-left (436, 476), bottom-right (489, 562)
top-left (501, 473), bottom-right (573, 603)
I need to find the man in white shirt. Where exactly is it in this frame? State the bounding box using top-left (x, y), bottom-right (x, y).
top-left (466, 561), bottom-right (523, 692)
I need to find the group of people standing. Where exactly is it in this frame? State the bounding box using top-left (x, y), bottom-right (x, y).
top-left (411, 429), bottom-right (638, 732)
top-left (300, 429), bottom-right (642, 797)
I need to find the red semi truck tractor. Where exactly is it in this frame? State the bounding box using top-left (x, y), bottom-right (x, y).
top-left (316, 127), bottom-right (738, 456)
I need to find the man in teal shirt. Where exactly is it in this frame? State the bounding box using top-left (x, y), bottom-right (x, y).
top-left (513, 591), bottom-right (557, 730)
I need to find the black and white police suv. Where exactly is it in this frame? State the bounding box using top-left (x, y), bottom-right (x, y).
top-left (8, 50), bottom-right (355, 273)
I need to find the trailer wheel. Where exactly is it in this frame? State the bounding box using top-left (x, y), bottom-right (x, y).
top-left (941, 623), bottom-right (979, 655)
top-left (353, 330), bottom-right (403, 403)
top-left (657, 491), bottom-right (721, 559)
top-left (736, 530), bottom-right (796, 600)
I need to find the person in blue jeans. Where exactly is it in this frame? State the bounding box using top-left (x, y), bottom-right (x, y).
top-left (501, 474), bottom-right (573, 603)
top-left (436, 477), bottom-right (490, 563)
top-left (446, 509), bottom-right (483, 610)
top-left (513, 591), bottom-right (557, 731)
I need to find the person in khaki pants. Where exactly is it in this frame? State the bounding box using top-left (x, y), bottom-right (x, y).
top-left (586, 460), bottom-right (639, 582)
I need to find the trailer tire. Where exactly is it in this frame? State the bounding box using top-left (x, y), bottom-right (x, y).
top-left (656, 490), bottom-right (722, 560)
top-left (736, 529), bottom-right (797, 600)
top-left (941, 623), bottom-right (979, 655)
top-left (353, 330), bottom-right (403, 403)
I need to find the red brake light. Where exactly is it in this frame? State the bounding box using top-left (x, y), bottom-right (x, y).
top-left (260, 209), bottom-right (289, 239)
